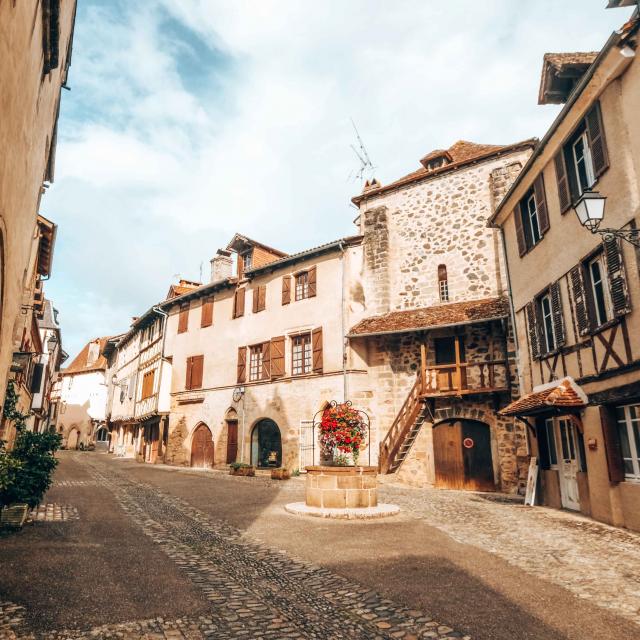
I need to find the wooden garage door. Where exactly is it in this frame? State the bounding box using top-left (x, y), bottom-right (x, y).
top-left (433, 420), bottom-right (494, 491)
top-left (191, 424), bottom-right (214, 468)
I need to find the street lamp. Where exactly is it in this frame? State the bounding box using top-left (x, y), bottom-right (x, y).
top-left (574, 189), bottom-right (640, 248)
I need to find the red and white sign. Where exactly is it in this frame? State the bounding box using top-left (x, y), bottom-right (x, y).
top-left (463, 437), bottom-right (474, 449)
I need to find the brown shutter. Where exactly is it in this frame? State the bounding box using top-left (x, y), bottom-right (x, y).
top-left (178, 304), bottom-right (189, 333)
top-left (252, 288), bottom-right (259, 313)
top-left (261, 341), bottom-right (271, 380)
top-left (513, 204), bottom-right (527, 257)
top-left (234, 288), bottom-right (245, 318)
top-left (270, 336), bottom-right (285, 378)
top-left (554, 152), bottom-right (571, 213)
top-left (599, 405), bottom-right (625, 483)
top-left (533, 174), bottom-right (549, 235)
top-left (525, 302), bottom-right (540, 359)
top-left (312, 327), bottom-right (323, 373)
top-left (191, 355), bottom-right (204, 389)
top-left (258, 285), bottom-right (266, 311)
top-left (569, 265), bottom-right (591, 336)
top-left (549, 280), bottom-right (565, 348)
top-left (201, 298), bottom-right (214, 327)
top-left (237, 347), bottom-right (246, 384)
top-left (282, 275), bottom-right (291, 305)
top-left (602, 236), bottom-right (631, 317)
top-left (308, 266), bottom-right (317, 297)
top-left (586, 101), bottom-right (609, 178)
top-left (185, 357), bottom-right (193, 390)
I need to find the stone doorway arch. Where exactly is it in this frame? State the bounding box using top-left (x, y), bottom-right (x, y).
top-left (433, 419), bottom-right (495, 491)
top-left (251, 419), bottom-right (282, 468)
top-left (67, 428), bottom-right (80, 450)
top-left (190, 423), bottom-right (215, 469)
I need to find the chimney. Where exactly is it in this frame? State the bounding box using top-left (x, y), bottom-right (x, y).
top-left (210, 249), bottom-right (233, 282)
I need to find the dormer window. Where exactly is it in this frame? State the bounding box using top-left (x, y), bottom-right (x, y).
top-left (419, 150), bottom-right (452, 172)
top-left (426, 156), bottom-right (449, 171)
top-left (242, 251), bottom-right (253, 272)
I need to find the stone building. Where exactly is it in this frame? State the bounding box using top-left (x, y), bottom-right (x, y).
top-left (159, 234), bottom-right (370, 471)
top-left (0, 0), bottom-right (76, 411)
top-left (348, 139), bottom-right (536, 493)
top-left (490, 9), bottom-right (640, 529)
top-left (57, 337), bottom-right (109, 449)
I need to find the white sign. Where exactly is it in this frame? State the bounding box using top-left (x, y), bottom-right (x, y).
top-left (524, 456), bottom-right (539, 507)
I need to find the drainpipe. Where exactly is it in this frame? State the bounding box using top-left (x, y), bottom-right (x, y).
top-left (339, 241), bottom-right (347, 402)
top-left (152, 305), bottom-right (169, 460)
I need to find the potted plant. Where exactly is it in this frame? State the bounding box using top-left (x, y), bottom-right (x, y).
top-left (319, 402), bottom-right (368, 466)
top-left (270, 468), bottom-right (290, 480)
top-left (229, 462), bottom-right (255, 477)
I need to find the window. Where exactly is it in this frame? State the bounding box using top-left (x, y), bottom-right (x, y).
top-left (514, 176), bottom-right (549, 256)
top-left (295, 272), bottom-right (309, 301)
top-left (438, 265), bottom-right (449, 302)
top-left (233, 288), bottom-right (245, 318)
top-left (587, 253), bottom-right (612, 327)
top-left (249, 345), bottom-right (264, 382)
top-left (292, 333), bottom-right (312, 376)
top-left (185, 355), bottom-right (204, 390)
top-left (141, 370), bottom-right (155, 400)
top-left (540, 293), bottom-right (556, 353)
top-left (252, 285), bottom-right (266, 313)
top-left (616, 404), bottom-right (640, 481)
top-left (571, 132), bottom-right (595, 195)
top-left (242, 251), bottom-right (253, 272)
top-left (543, 418), bottom-right (558, 467)
top-left (178, 304), bottom-right (189, 333)
top-left (201, 297), bottom-right (214, 328)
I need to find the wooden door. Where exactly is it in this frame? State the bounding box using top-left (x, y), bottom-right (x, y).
top-left (190, 424), bottom-right (214, 468)
top-left (461, 420), bottom-right (495, 491)
top-left (150, 423), bottom-right (159, 464)
top-left (433, 422), bottom-right (465, 489)
top-left (67, 429), bottom-right (79, 450)
top-left (226, 420), bottom-right (238, 464)
top-left (557, 418), bottom-right (580, 510)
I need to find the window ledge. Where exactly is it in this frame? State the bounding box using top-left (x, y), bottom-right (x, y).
top-left (588, 317), bottom-right (621, 337)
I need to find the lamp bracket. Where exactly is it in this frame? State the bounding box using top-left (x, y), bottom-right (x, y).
top-left (591, 227), bottom-right (640, 249)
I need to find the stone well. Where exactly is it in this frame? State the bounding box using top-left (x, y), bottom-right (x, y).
top-left (305, 465), bottom-right (378, 509)
top-left (285, 466), bottom-right (399, 520)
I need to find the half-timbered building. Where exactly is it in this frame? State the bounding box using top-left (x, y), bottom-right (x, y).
top-left (490, 11), bottom-right (640, 530)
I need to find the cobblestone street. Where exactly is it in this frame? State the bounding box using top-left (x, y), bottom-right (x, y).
top-left (1, 452), bottom-right (639, 640)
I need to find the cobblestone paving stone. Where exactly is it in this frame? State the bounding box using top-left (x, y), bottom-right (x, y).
top-left (2, 458), bottom-right (470, 640)
top-left (30, 504), bottom-right (79, 522)
top-left (382, 483), bottom-right (640, 625)
top-left (53, 480), bottom-right (98, 488)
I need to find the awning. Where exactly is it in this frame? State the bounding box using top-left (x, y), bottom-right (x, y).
top-left (499, 377), bottom-right (587, 417)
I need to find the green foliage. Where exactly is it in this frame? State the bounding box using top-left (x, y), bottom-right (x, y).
top-left (230, 462), bottom-right (253, 470)
top-left (1, 381), bottom-right (62, 508)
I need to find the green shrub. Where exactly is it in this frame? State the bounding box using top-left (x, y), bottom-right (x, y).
top-left (229, 462), bottom-right (253, 470)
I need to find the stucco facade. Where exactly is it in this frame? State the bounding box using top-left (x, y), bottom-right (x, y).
top-left (491, 17), bottom-right (640, 530)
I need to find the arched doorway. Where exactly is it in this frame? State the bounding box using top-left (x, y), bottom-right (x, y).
top-left (67, 428), bottom-right (79, 450)
top-left (433, 419), bottom-right (494, 491)
top-left (190, 423), bottom-right (215, 468)
top-left (251, 419), bottom-right (282, 468)
top-left (224, 408), bottom-right (239, 464)
top-left (95, 427), bottom-right (109, 451)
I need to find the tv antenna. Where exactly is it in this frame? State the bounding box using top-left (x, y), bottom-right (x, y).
top-left (348, 118), bottom-right (376, 183)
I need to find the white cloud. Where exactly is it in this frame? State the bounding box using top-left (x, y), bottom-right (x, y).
top-left (44, 0), bottom-right (633, 358)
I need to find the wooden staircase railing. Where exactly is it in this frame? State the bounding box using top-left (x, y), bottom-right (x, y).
top-left (379, 374), bottom-right (424, 474)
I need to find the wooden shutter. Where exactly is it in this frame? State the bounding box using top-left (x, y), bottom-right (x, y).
top-left (554, 152), bottom-right (571, 213)
top-left (201, 298), bottom-right (214, 327)
top-left (178, 304), bottom-right (189, 333)
top-left (185, 357), bottom-right (193, 390)
top-left (30, 363), bottom-right (44, 393)
top-left (234, 288), bottom-right (245, 318)
top-left (282, 276), bottom-right (291, 305)
top-left (261, 341), bottom-right (271, 380)
top-left (191, 355), bottom-right (204, 389)
top-left (549, 280), bottom-right (565, 348)
top-left (525, 302), bottom-right (540, 359)
top-left (312, 327), bottom-right (323, 373)
top-left (308, 266), bottom-right (317, 297)
top-left (599, 405), bottom-right (625, 483)
top-left (569, 265), bottom-right (591, 336)
top-left (252, 288), bottom-right (259, 313)
top-left (586, 101), bottom-right (609, 178)
top-left (237, 347), bottom-right (246, 384)
top-left (533, 174), bottom-right (550, 235)
top-left (258, 285), bottom-right (266, 311)
top-left (603, 236), bottom-right (631, 317)
top-left (270, 336), bottom-right (285, 378)
top-left (513, 204), bottom-right (527, 257)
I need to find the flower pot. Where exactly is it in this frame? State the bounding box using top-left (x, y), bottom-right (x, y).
top-left (230, 465), bottom-right (255, 477)
top-left (271, 468), bottom-right (290, 480)
top-left (0, 504), bottom-right (30, 529)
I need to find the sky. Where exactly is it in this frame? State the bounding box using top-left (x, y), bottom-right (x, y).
top-left (44, 0), bottom-right (634, 360)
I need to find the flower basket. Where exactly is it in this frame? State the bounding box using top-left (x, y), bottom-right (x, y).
top-left (271, 468), bottom-right (290, 480)
top-left (229, 463), bottom-right (255, 477)
top-left (0, 504), bottom-right (29, 529)
top-left (317, 401), bottom-right (369, 466)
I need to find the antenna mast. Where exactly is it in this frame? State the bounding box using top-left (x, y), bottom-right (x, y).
top-left (349, 118), bottom-right (376, 183)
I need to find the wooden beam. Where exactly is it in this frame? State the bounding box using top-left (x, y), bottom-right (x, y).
top-left (420, 342), bottom-right (427, 395)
